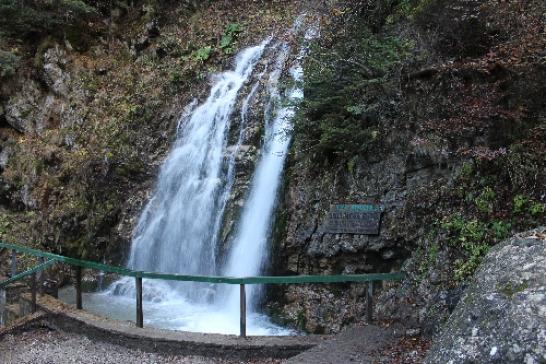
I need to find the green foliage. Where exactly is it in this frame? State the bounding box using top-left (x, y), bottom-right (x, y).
top-left (439, 211), bottom-right (517, 281)
top-left (512, 194), bottom-right (544, 217)
top-left (191, 46), bottom-right (212, 62)
top-left (220, 34), bottom-right (234, 49)
top-left (529, 202), bottom-right (545, 216)
top-left (417, 240), bottom-right (440, 277)
top-left (224, 22), bottom-right (242, 35)
top-left (296, 20), bottom-right (411, 161)
top-left (188, 22), bottom-right (243, 62)
top-left (387, 0), bottom-right (435, 23)
top-left (347, 156), bottom-right (358, 175)
top-left (459, 161), bottom-right (474, 177)
top-left (0, 50), bottom-right (18, 78)
top-left (513, 194), bottom-right (528, 213)
top-left (220, 22), bottom-right (243, 54)
top-left (170, 70), bottom-right (183, 84)
top-left (346, 105), bottom-right (364, 116)
top-left (441, 215), bottom-right (487, 245)
top-left (490, 220), bottom-right (511, 240)
top-left (296, 309), bottom-right (307, 330)
top-left (474, 186), bottom-right (496, 213)
top-left (0, 213), bottom-right (10, 239)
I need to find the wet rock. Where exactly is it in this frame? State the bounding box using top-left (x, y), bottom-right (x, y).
top-left (424, 227), bottom-right (546, 364)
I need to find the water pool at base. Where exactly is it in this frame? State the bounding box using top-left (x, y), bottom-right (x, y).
top-left (59, 285), bottom-right (294, 336)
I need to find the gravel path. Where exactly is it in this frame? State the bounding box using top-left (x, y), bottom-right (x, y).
top-left (0, 325), bottom-right (428, 364)
top-left (0, 329), bottom-right (282, 364)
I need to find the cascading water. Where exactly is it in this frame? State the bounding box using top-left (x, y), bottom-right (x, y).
top-left (107, 40), bottom-right (269, 304)
top-left (69, 17), bottom-right (317, 335)
top-left (221, 29), bottom-right (313, 314)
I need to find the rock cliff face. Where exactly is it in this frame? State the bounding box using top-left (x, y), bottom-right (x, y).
top-left (424, 228), bottom-right (546, 364)
top-left (269, 0), bottom-right (546, 334)
top-left (0, 0), bottom-right (300, 265)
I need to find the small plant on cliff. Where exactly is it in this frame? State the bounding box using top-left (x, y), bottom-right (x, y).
top-left (529, 202), bottom-right (545, 216)
top-left (490, 220), bottom-right (511, 240)
top-left (0, 213), bottom-right (10, 238)
top-left (191, 46), bottom-right (212, 62)
top-left (441, 214), bottom-right (489, 280)
top-left (220, 22), bottom-right (242, 54)
top-left (474, 186), bottom-right (496, 213)
top-left (513, 194), bottom-right (528, 213)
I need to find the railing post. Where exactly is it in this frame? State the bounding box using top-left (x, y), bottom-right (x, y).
top-left (75, 266), bottom-right (82, 310)
top-left (31, 272), bottom-right (37, 313)
top-left (367, 281), bottom-right (373, 323)
top-left (136, 275), bottom-right (143, 328)
top-left (10, 249), bottom-right (16, 277)
top-left (38, 257), bottom-right (45, 294)
top-left (240, 283), bottom-right (246, 338)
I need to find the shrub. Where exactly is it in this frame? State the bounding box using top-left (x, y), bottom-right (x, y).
top-left (513, 194), bottom-right (528, 213)
top-left (474, 186), bottom-right (496, 213)
top-left (440, 214), bottom-right (515, 281)
top-left (295, 20), bottom-right (410, 161)
top-left (191, 46), bottom-right (212, 62)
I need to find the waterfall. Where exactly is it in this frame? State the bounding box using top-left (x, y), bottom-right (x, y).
top-left (108, 40), bottom-right (269, 303)
top-left (85, 17), bottom-right (317, 335)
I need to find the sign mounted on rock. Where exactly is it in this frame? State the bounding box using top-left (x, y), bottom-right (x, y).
top-left (321, 204), bottom-right (382, 235)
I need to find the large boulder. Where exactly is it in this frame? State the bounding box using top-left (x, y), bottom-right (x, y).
top-left (425, 227), bottom-right (546, 364)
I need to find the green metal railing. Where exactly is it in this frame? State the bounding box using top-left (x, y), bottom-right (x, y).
top-left (0, 241), bottom-right (404, 336)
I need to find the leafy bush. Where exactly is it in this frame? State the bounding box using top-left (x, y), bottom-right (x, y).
top-left (529, 202), bottom-right (545, 216)
top-left (474, 186), bottom-right (496, 213)
top-left (490, 220), bottom-right (510, 240)
top-left (220, 22), bottom-right (242, 54)
top-left (441, 214), bottom-right (489, 280)
top-left (440, 213), bottom-right (514, 281)
top-left (513, 194), bottom-right (528, 213)
top-left (191, 46), bottom-right (212, 62)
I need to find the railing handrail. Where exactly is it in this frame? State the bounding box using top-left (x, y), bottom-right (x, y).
top-left (0, 241), bottom-right (404, 285)
top-left (0, 259), bottom-right (55, 288)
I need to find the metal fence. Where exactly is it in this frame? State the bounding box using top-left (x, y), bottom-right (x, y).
top-left (0, 241), bottom-right (404, 336)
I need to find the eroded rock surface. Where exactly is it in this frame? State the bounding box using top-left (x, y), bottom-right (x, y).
top-left (425, 227), bottom-right (546, 364)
